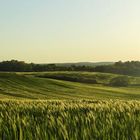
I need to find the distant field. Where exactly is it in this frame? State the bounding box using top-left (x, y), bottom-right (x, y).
top-left (0, 72), bottom-right (140, 100)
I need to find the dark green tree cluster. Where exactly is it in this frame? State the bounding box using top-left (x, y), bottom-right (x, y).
top-left (0, 60), bottom-right (93, 72)
top-left (109, 76), bottom-right (130, 87)
top-left (94, 61), bottom-right (140, 76)
top-left (0, 60), bottom-right (33, 72)
top-left (0, 60), bottom-right (140, 76)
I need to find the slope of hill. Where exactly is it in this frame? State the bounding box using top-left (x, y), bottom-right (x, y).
top-left (0, 72), bottom-right (140, 100)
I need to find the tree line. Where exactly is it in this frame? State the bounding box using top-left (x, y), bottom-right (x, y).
top-left (0, 60), bottom-right (140, 76)
top-left (94, 61), bottom-right (140, 76)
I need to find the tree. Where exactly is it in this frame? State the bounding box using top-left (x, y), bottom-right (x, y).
top-left (109, 76), bottom-right (130, 87)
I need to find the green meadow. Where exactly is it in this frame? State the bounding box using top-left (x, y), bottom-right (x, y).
top-left (0, 72), bottom-right (140, 140)
top-left (0, 72), bottom-right (140, 100)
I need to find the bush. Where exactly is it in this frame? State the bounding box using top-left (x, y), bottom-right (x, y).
top-left (109, 76), bottom-right (130, 87)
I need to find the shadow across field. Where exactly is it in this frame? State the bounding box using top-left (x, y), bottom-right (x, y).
top-left (38, 75), bottom-right (98, 84)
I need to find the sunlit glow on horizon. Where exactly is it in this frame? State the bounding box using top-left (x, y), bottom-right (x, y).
top-left (0, 0), bottom-right (140, 63)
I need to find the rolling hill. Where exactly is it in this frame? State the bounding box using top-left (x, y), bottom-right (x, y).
top-left (0, 72), bottom-right (140, 100)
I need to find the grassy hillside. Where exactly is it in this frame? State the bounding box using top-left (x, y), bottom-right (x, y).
top-left (0, 72), bottom-right (140, 140)
top-left (0, 72), bottom-right (140, 100)
top-left (35, 71), bottom-right (140, 84)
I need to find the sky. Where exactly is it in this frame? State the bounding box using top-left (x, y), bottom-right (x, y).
top-left (0, 0), bottom-right (140, 63)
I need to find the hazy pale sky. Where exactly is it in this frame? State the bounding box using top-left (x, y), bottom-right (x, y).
top-left (0, 0), bottom-right (140, 63)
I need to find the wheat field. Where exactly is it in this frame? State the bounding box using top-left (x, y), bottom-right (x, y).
top-left (0, 99), bottom-right (140, 140)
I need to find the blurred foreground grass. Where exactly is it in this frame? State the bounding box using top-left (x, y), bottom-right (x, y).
top-left (0, 99), bottom-right (140, 140)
